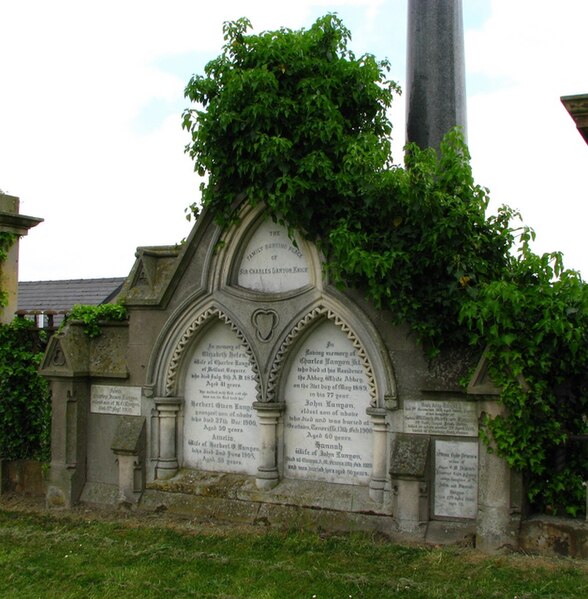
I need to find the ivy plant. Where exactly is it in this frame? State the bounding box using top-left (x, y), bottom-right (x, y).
top-left (65, 303), bottom-right (128, 338)
top-left (0, 318), bottom-right (51, 461)
top-left (183, 14), bottom-right (398, 238)
top-left (183, 15), bottom-right (588, 516)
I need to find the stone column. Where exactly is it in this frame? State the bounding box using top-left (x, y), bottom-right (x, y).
top-left (45, 380), bottom-right (90, 508)
top-left (390, 433), bottom-right (430, 535)
top-left (0, 193), bottom-right (42, 323)
top-left (111, 416), bottom-right (146, 506)
top-left (406, 0), bottom-right (467, 152)
top-left (476, 399), bottom-right (521, 551)
top-left (367, 406), bottom-right (389, 502)
top-left (253, 402), bottom-right (285, 490)
top-left (155, 398), bottom-right (181, 480)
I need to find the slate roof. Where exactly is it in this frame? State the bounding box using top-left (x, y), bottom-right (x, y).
top-left (18, 277), bottom-right (126, 313)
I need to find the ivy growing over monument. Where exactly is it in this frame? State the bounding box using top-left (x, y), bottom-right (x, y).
top-left (183, 15), bottom-right (588, 516)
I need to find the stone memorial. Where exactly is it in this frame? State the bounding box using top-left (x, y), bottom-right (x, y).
top-left (40, 0), bottom-right (524, 552)
top-left (284, 320), bottom-right (372, 485)
top-left (91, 385), bottom-right (142, 416)
top-left (404, 399), bottom-right (478, 437)
top-left (183, 321), bottom-right (259, 474)
top-left (433, 440), bottom-right (478, 519)
top-left (237, 220), bottom-right (310, 293)
top-left (41, 199), bottom-right (522, 551)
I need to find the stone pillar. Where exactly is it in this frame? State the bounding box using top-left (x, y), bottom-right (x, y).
top-left (155, 398), bottom-right (181, 480)
top-left (253, 402), bottom-right (285, 490)
top-left (390, 433), bottom-right (430, 535)
top-left (0, 193), bottom-right (42, 323)
top-left (406, 0), bottom-right (467, 151)
top-left (45, 379), bottom-right (90, 509)
top-left (476, 398), bottom-right (521, 551)
top-left (367, 406), bottom-right (388, 502)
top-left (111, 416), bottom-right (146, 506)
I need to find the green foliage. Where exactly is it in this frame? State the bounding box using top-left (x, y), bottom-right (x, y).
top-left (183, 14), bottom-right (399, 235)
top-left (459, 240), bottom-right (588, 515)
top-left (0, 318), bottom-right (51, 461)
top-left (184, 16), bottom-right (588, 516)
top-left (65, 303), bottom-right (128, 338)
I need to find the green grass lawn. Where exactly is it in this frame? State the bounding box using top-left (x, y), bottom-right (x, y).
top-left (1, 506), bottom-right (587, 598)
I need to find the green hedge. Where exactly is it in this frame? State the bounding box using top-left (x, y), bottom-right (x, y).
top-left (0, 318), bottom-right (51, 461)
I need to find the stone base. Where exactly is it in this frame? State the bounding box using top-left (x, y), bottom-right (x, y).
top-left (520, 515), bottom-right (588, 559)
top-left (425, 520), bottom-right (476, 547)
top-left (1, 460), bottom-right (45, 497)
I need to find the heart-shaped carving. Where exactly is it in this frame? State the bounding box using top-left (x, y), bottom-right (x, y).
top-left (253, 309), bottom-right (278, 342)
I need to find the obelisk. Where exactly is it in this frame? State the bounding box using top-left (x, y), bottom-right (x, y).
top-left (406, 0), bottom-right (467, 151)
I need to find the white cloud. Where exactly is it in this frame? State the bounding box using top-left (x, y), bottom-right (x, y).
top-left (466, 0), bottom-right (588, 272)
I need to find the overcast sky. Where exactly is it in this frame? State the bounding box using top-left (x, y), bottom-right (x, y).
top-left (1, 0), bottom-right (586, 282)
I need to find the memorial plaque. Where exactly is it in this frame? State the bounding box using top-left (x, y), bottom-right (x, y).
top-left (183, 322), bottom-right (259, 474)
top-left (404, 400), bottom-right (478, 437)
top-left (434, 440), bottom-right (478, 519)
top-left (91, 385), bottom-right (141, 416)
top-left (237, 220), bottom-right (310, 293)
top-left (284, 321), bottom-right (373, 485)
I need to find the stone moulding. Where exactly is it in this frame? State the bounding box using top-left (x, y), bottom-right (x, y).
top-left (163, 305), bottom-right (261, 400)
top-left (265, 304), bottom-right (378, 406)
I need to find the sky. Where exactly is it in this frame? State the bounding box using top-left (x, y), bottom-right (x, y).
top-left (1, 0), bottom-right (586, 282)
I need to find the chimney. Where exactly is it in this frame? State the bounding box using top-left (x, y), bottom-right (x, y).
top-left (406, 0), bottom-right (467, 152)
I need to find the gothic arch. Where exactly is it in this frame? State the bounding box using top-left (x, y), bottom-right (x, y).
top-left (265, 302), bottom-right (397, 408)
top-left (162, 304), bottom-right (262, 401)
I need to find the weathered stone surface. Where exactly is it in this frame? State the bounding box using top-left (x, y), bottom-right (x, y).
top-left (390, 434), bottom-right (430, 478)
top-left (111, 416), bottom-right (145, 453)
top-left (520, 516), bottom-right (588, 559)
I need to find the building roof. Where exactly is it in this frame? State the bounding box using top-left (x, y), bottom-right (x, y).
top-left (17, 277), bottom-right (126, 313)
top-left (561, 94), bottom-right (588, 144)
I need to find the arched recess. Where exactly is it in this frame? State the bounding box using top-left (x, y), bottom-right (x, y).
top-left (147, 302), bottom-right (262, 480)
top-left (213, 202), bottom-right (324, 297)
top-left (266, 302), bottom-right (396, 407)
top-left (265, 301), bottom-right (397, 501)
top-left (162, 304), bottom-right (261, 400)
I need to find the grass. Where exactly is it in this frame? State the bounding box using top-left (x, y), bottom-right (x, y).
top-left (1, 506), bottom-right (588, 598)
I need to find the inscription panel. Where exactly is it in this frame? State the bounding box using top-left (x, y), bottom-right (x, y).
top-left (91, 385), bottom-right (141, 416)
top-left (404, 400), bottom-right (478, 437)
top-left (434, 440), bottom-right (478, 519)
top-left (284, 321), bottom-right (373, 485)
top-left (183, 322), bottom-right (259, 474)
top-left (237, 220), bottom-right (311, 293)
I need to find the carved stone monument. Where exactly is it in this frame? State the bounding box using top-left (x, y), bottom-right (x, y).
top-left (40, 1), bottom-right (522, 552)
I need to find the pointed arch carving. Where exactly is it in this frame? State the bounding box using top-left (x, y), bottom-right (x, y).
top-left (164, 306), bottom-right (261, 399)
top-left (265, 304), bottom-right (378, 405)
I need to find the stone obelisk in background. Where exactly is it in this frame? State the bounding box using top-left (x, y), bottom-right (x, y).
top-left (406, 0), bottom-right (467, 151)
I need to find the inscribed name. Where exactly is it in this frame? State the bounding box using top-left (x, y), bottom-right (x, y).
top-left (90, 385), bottom-right (141, 416)
top-left (237, 220), bottom-right (310, 293)
top-left (284, 320), bottom-right (372, 485)
top-left (183, 321), bottom-right (259, 475)
top-left (434, 440), bottom-right (478, 519)
top-left (404, 400), bottom-right (478, 437)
